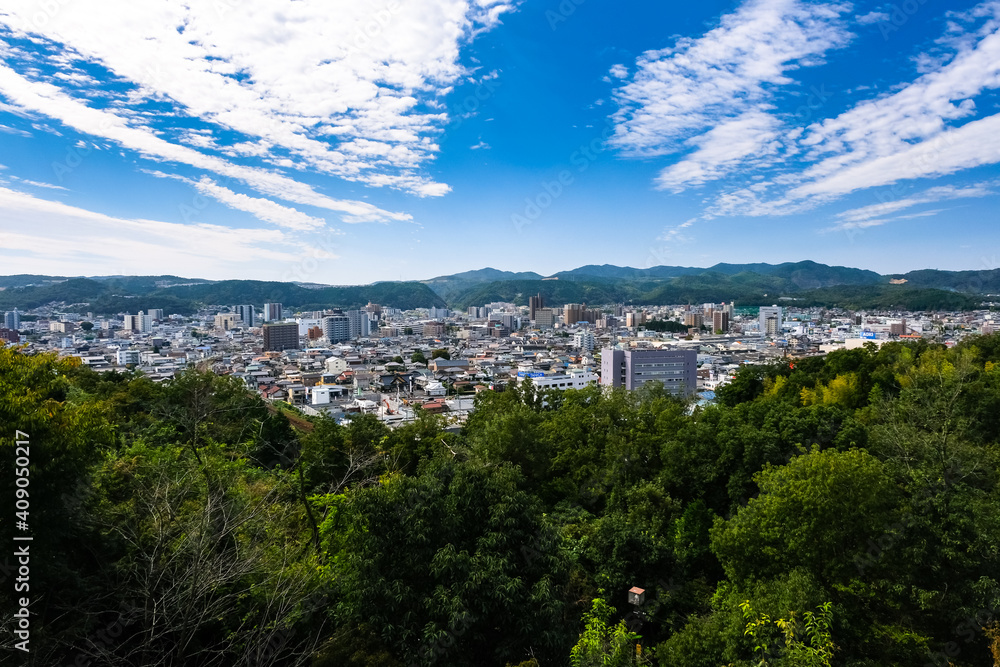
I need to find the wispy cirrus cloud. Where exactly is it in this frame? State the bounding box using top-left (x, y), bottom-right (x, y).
top-left (827, 183), bottom-right (994, 230)
top-left (611, 0), bottom-right (1000, 229)
top-left (0, 185), bottom-right (326, 277)
top-left (610, 0), bottom-right (853, 169)
top-left (0, 0), bottom-right (515, 225)
top-left (655, 109), bottom-right (783, 191)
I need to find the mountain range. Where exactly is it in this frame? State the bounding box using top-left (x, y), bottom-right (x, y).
top-left (0, 261), bottom-right (994, 316)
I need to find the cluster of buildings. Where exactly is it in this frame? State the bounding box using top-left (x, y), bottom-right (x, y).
top-left (4, 295), bottom-right (997, 426)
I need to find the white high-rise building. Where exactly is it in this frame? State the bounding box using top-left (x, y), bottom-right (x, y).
top-left (759, 306), bottom-right (783, 336)
top-left (116, 349), bottom-right (140, 366)
top-left (573, 330), bottom-right (596, 352)
top-left (137, 312), bottom-right (153, 334)
top-left (123, 314), bottom-right (139, 331)
top-left (428, 307), bottom-right (450, 319)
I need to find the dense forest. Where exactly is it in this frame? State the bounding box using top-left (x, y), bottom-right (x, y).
top-left (3, 336), bottom-right (1000, 666)
top-left (445, 277), bottom-right (981, 311)
top-left (0, 277), bottom-right (445, 315)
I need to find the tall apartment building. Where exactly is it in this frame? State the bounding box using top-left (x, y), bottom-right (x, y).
top-left (237, 305), bottom-right (255, 328)
top-left (147, 309), bottom-right (165, 321)
top-left (713, 310), bottom-right (730, 333)
top-left (573, 330), bottom-right (596, 351)
top-left (123, 314), bottom-right (138, 331)
top-left (490, 312), bottom-right (519, 330)
top-left (428, 307), bottom-right (450, 320)
top-left (263, 303), bottom-right (283, 323)
top-left (564, 303), bottom-right (585, 326)
top-left (4, 309), bottom-right (20, 330)
top-left (323, 314), bottom-right (351, 343)
top-left (137, 312), bottom-right (153, 334)
top-left (535, 308), bottom-right (556, 328)
top-left (683, 312), bottom-right (703, 328)
top-left (423, 321), bottom-right (446, 337)
top-left (600, 348), bottom-right (697, 395)
top-left (890, 318), bottom-right (908, 336)
top-left (263, 322), bottom-right (300, 351)
top-left (346, 310), bottom-right (371, 338)
top-left (625, 311), bottom-right (647, 328)
top-left (529, 294), bottom-right (545, 320)
top-left (759, 306), bottom-right (783, 336)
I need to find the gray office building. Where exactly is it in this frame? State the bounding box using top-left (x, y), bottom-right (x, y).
top-left (345, 310), bottom-right (370, 338)
top-left (4, 309), bottom-right (20, 331)
top-left (237, 305), bottom-right (255, 328)
top-left (263, 303), bottom-right (283, 323)
top-left (600, 348), bottom-right (697, 395)
top-left (323, 315), bottom-right (351, 343)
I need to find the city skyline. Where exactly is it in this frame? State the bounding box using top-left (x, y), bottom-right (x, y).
top-left (2, 0), bottom-right (1000, 282)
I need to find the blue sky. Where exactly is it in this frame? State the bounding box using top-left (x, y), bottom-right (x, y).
top-left (1, 0), bottom-right (1000, 283)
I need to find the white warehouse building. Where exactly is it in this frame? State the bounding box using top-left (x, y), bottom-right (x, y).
top-left (527, 370), bottom-right (599, 392)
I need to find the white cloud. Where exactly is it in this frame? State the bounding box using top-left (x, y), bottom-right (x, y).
top-left (624, 0), bottom-right (1000, 226)
top-left (0, 186), bottom-right (327, 278)
top-left (828, 183), bottom-right (993, 230)
top-left (0, 62), bottom-right (411, 223)
top-left (655, 109), bottom-right (782, 190)
top-left (0, 122), bottom-right (28, 136)
top-left (191, 178), bottom-right (328, 231)
top-left (855, 11), bottom-right (890, 25)
top-left (611, 0), bottom-right (852, 160)
top-left (792, 112), bottom-right (1000, 200)
top-left (9, 176), bottom-right (66, 190)
top-left (0, 0), bottom-right (514, 206)
top-left (608, 64), bottom-right (628, 79)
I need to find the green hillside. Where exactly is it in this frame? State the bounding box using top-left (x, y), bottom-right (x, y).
top-left (0, 277), bottom-right (445, 315)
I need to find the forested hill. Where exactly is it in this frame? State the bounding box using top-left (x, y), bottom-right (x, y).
top-left (4, 334), bottom-right (1000, 665)
top-left (0, 262), bottom-right (991, 314)
top-left (431, 260), bottom-right (992, 310)
top-left (447, 276), bottom-right (981, 311)
top-left (0, 277), bottom-right (445, 315)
